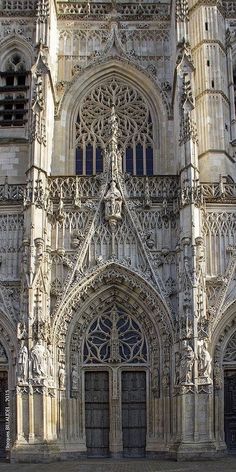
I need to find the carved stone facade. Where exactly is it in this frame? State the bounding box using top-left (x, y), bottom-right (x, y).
top-left (0, 0), bottom-right (236, 463)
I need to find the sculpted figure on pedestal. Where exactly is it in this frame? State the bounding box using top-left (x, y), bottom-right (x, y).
top-left (71, 366), bottom-right (78, 391)
top-left (104, 180), bottom-right (122, 221)
top-left (58, 363), bottom-right (66, 389)
top-left (179, 340), bottom-right (194, 384)
top-left (17, 340), bottom-right (28, 383)
top-left (198, 340), bottom-right (212, 382)
top-left (213, 361), bottom-right (223, 389)
top-left (31, 339), bottom-right (47, 378)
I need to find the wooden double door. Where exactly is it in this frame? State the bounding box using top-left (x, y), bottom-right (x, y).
top-left (224, 370), bottom-right (236, 451)
top-left (85, 370), bottom-right (146, 457)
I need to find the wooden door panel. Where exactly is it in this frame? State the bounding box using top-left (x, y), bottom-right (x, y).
top-left (85, 371), bottom-right (109, 457)
top-left (225, 371), bottom-right (236, 450)
top-left (122, 371), bottom-right (146, 457)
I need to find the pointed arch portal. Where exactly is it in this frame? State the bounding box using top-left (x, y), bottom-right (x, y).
top-left (68, 294), bottom-right (155, 458)
top-left (52, 263), bottom-right (173, 458)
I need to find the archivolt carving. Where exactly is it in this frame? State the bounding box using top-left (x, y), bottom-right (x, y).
top-left (213, 308), bottom-right (236, 366)
top-left (52, 263), bottom-right (173, 357)
top-left (69, 289), bottom-right (162, 394)
top-left (57, 57), bottom-right (170, 119)
top-left (212, 308), bottom-right (236, 389)
top-left (0, 311), bottom-right (17, 360)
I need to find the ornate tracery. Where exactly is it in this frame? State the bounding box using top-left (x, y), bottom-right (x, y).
top-left (224, 331), bottom-right (236, 363)
top-left (75, 77), bottom-right (154, 176)
top-left (83, 305), bottom-right (147, 364)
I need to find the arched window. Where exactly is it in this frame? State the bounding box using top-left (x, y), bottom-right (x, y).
top-left (0, 52), bottom-right (29, 127)
top-left (83, 305), bottom-right (147, 365)
top-left (75, 78), bottom-right (154, 175)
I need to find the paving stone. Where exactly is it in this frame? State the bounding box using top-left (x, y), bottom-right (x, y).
top-left (0, 458), bottom-right (235, 472)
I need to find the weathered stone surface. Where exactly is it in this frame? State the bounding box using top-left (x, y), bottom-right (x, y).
top-left (0, 0), bottom-right (235, 464)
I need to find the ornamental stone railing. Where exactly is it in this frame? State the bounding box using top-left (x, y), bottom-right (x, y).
top-left (0, 183), bottom-right (25, 202)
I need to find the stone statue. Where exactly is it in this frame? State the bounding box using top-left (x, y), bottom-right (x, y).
top-left (104, 180), bottom-right (122, 221)
top-left (71, 366), bottom-right (78, 391)
top-left (17, 340), bottom-right (28, 382)
top-left (198, 340), bottom-right (212, 382)
top-left (162, 364), bottom-right (170, 390)
top-left (30, 339), bottom-right (47, 378)
top-left (213, 361), bottom-right (223, 390)
top-left (58, 364), bottom-right (65, 389)
top-left (179, 341), bottom-right (194, 384)
top-left (151, 368), bottom-right (159, 397)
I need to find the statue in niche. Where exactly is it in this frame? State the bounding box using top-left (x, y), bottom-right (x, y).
top-left (213, 361), bottom-right (223, 390)
top-left (151, 368), bottom-right (159, 398)
top-left (0, 342), bottom-right (7, 363)
top-left (146, 232), bottom-right (155, 249)
top-left (17, 340), bottom-right (28, 383)
top-left (30, 339), bottom-right (47, 378)
top-left (179, 340), bottom-right (194, 384)
top-left (198, 340), bottom-right (212, 382)
top-left (58, 363), bottom-right (66, 389)
top-left (71, 366), bottom-right (78, 391)
top-left (104, 180), bottom-right (122, 221)
top-left (162, 364), bottom-right (170, 390)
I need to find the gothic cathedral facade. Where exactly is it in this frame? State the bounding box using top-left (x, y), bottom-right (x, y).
top-left (0, 0), bottom-right (236, 463)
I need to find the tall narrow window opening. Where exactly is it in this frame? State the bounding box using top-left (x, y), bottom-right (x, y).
top-left (0, 53), bottom-right (29, 127)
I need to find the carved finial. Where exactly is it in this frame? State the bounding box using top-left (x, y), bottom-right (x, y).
top-left (109, 104), bottom-right (119, 140)
top-left (104, 106), bottom-right (122, 175)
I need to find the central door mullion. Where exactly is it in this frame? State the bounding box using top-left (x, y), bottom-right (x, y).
top-left (109, 367), bottom-right (123, 457)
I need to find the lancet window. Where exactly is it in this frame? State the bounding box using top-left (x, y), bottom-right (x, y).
top-left (0, 52), bottom-right (29, 127)
top-left (75, 78), bottom-right (154, 176)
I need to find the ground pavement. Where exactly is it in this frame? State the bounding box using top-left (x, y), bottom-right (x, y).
top-left (0, 457), bottom-right (235, 472)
